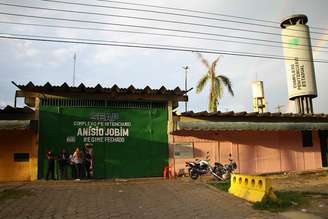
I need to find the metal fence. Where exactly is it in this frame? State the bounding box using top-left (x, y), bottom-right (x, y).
top-left (40, 98), bottom-right (166, 109)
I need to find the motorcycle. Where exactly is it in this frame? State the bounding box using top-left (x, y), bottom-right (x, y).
top-left (185, 153), bottom-right (237, 181)
top-left (213, 154), bottom-right (238, 181)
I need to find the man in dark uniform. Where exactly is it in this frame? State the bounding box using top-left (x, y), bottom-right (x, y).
top-left (46, 148), bottom-right (55, 180)
top-left (84, 150), bottom-right (93, 179)
top-left (84, 143), bottom-right (93, 179)
top-left (58, 148), bottom-right (68, 180)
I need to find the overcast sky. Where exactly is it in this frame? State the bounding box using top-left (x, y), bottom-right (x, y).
top-left (0, 0), bottom-right (327, 113)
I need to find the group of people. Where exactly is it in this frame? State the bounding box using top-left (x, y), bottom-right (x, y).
top-left (46, 144), bottom-right (94, 180)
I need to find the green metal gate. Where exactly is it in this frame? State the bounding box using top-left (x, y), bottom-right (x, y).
top-left (39, 99), bottom-right (168, 179)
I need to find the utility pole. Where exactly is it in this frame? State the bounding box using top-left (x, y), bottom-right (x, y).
top-left (73, 53), bottom-right (76, 86)
top-left (182, 66), bottom-right (189, 112)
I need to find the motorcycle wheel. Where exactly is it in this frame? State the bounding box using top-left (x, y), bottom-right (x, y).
top-left (189, 169), bottom-right (199, 180)
top-left (213, 169), bottom-right (223, 180)
top-left (222, 172), bottom-right (231, 181)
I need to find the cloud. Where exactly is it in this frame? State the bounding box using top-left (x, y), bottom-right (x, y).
top-left (49, 46), bottom-right (84, 67)
top-left (91, 47), bottom-right (125, 65)
top-left (14, 41), bottom-right (40, 59)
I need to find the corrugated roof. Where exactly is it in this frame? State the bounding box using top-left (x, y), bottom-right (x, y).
top-left (176, 111), bottom-right (328, 131)
top-left (177, 121), bottom-right (328, 131)
top-left (0, 105), bottom-right (34, 114)
top-left (180, 111), bottom-right (328, 120)
top-left (13, 81), bottom-right (187, 98)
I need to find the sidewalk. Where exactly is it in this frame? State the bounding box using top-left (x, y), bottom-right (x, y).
top-left (0, 182), bottom-right (27, 192)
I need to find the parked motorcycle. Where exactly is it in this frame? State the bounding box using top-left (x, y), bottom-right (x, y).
top-left (185, 153), bottom-right (237, 181)
top-left (213, 154), bottom-right (237, 181)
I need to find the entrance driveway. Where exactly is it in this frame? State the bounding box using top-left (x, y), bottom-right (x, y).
top-left (0, 179), bottom-right (283, 219)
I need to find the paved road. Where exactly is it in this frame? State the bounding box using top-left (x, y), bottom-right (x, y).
top-left (0, 179), bottom-right (284, 219)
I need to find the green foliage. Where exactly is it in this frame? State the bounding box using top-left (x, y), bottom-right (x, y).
top-left (196, 74), bottom-right (209, 93)
top-left (253, 191), bottom-right (305, 212)
top-left (217, 75), bottom-right (234, 96)
top-left (208, 181), bottom-right (231, 192)
top-left (209, 182), bottom-right (312, 213)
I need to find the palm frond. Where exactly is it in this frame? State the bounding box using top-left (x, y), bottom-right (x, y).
top-left (214, 77), bottom-right (224, 99)
top-left (210, 55), bottom-right (222, 74)
top-left (197, 52), bottom-right (210, 68)
top-left (217, 75), bottom-right (234, 96)
top-left (196, 73), bottom-right (209, 93)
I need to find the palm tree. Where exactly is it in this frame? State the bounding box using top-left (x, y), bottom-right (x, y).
top-left (196, 53), bottom-right (234, 112)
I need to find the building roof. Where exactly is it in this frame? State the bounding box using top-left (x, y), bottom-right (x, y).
top-left (175, 111), bottom-right (328, 131)
top-left (0, 105), bottom-right (35, 120)
top-left (13, 81), bottom-right (188, 108)
top-left (180, 111), bottom-right (328, 120)
top-left (13, 81), bottom-right (187, 98)
top-left (0, 106), bottom-right (36, 131)
top-left (0, 105), bottom-right (34, 114)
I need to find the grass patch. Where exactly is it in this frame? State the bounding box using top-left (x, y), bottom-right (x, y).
top-left (208, 181), bottom-right (231, 192)
top-left (253, 191), bottom-right (306, 212)
top-left (0, 189), bottom-right (33, 202)
top-left (208, 181), bottom-right (318, 212)
top-left (208, 181), bottom-right (309, 212)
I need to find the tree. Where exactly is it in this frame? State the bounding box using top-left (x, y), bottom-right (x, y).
top-left (196, 53), bottom-right (234, 112)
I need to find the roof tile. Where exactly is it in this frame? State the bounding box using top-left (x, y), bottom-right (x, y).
top-left (159, 86), bottom-right (167, 94)
top-left (143, 86), bottom-right (152, 94)
top-left (44, 82), bottom-right (52, 89)
top-left (127, 85), bottom-right (136, 93)
top-left (78, 83), bottom-right (86, 90)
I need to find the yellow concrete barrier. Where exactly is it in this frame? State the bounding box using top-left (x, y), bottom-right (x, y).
top-left (228, 174), bottom-right (277, 203)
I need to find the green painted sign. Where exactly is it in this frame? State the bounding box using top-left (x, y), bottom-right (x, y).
top-left (39, 105), bottom-right (168, 179)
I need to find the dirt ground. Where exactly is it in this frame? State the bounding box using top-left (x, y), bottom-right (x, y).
top-left (269, 170), bottom-right (328, 219)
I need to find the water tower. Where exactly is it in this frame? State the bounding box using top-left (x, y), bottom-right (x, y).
top-left (280, 14), bottom-right (317, 114)
top-left (252, 81), bottom-right (266, 113)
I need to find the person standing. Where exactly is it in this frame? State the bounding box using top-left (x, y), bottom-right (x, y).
top-left (68, 152), bottom-right (75, 179)
top-left (84, 148), bottom-right (93, 179)
top-left (46, 148), bottom-right (55, 180)
top-left (58, 148), bottom-right (68, 180)
top-left (72, 147), bottom-right (82, 180)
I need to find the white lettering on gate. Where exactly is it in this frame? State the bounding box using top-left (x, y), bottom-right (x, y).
top-left (77, 127), bottom-right (129, 137)
top-left (74, 112), bottom-right (131, 143)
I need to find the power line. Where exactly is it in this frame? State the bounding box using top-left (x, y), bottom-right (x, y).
top-left (0, 32), bottom-right (327, 63)
top-left (1, 20), bottom-right (328, 53)
top-left (0, 2), bottom-right (326, 41)
top-left (41, 0), bottom-right (327, 35)
top-left (94, 0), bottom-right (328, 31)
top-left (1, 12), bottom-right (327, 50)
top-left (97, 0), bottom-right (279, 25)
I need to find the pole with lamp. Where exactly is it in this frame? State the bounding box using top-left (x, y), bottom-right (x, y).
top-left (73, 53), bottom-right (76, 87)
top-left (182, 66), bottom-right (189, 112)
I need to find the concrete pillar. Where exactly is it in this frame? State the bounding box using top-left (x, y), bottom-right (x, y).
top-left (167, 101), bottom-right (173, 134)
top-left (33, 97), bottom-right (40, 180)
